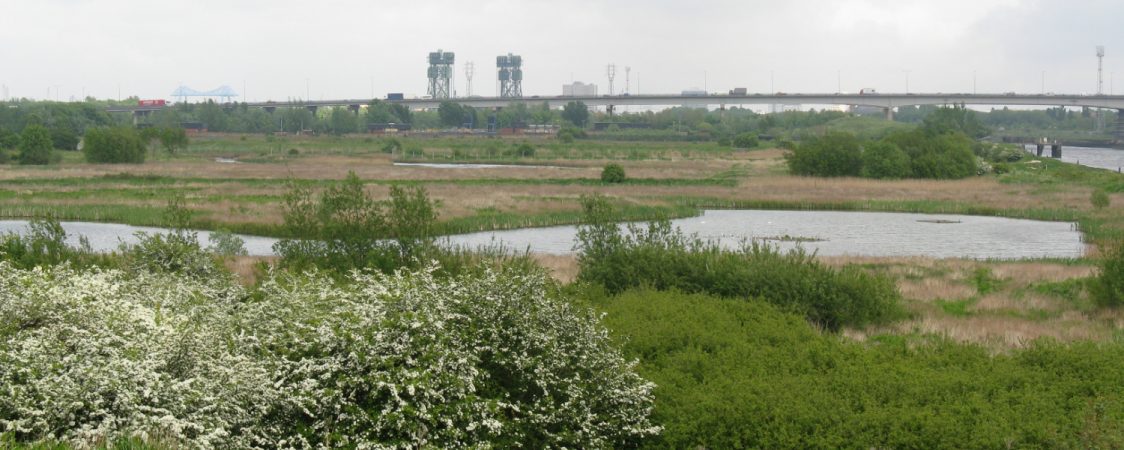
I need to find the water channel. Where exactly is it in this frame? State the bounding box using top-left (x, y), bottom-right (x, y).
top-left (1022, 145), bottom-right (1124, 172)
top-left (0, 210), bottom-right (1086, 260)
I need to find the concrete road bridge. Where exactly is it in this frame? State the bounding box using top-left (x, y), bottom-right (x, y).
top-left (107, 92), bottom-right (1124, 138)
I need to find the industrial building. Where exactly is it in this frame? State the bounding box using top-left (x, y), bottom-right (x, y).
top-left (563, 82), bottom-right (597, 97)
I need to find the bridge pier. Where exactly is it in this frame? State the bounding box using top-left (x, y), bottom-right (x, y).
top-left (348, 104), bottom-right (362, 116)
top-left (305, 105), bottom-right (318, 114)
top-left (263, 106), bottom-right (276, 114)
top-left (1036, 143), bottom-right (1045, 157)
top-left (1117, 109), bottom-right (1124, 142)
top-left (883, 107), bottom-right (894, 121)
top-left (1051, 144), bottom-right (1062, 158)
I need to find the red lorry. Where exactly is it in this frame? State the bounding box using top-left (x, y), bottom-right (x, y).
top-left (137, 99), bottom-right (167, 107)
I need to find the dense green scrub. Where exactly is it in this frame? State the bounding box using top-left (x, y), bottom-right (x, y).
top-left (575, 196), bottom-right (904, 330)
top-left (596, 289), bottom-right (1124, 449)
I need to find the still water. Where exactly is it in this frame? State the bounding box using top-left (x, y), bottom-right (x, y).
top-left (0, 210), bottom-right (1086, 260)
top-left (393, 162), bottom-right (566, 169)
top-left (1022, 145), bottom-right (1124, 172)
top-left (0, 221), bottom-right (280, 256)
top-left (443, 210), bottom-right (1086, 260)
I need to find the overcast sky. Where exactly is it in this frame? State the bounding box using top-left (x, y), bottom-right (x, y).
top-left (0, 0), bottom-right (1120, 102)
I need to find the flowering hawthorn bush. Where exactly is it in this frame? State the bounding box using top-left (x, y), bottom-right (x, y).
top-left (0, 262), bottom-right (658, 449)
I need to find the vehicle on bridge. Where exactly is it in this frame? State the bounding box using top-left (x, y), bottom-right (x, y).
top-left (138, 99), bottom-right (166, 107)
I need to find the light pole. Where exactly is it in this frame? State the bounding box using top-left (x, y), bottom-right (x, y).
top-left (973, 70), bottom-right (977, 95)
top-left (904, 70), bottom-right (911, 94)
top-left (1041, 71), bottom-right (1045, 95)
top-left (305, 78), bottom-right (310, 102)
top-left (837, 70), bottom-right (841, 93)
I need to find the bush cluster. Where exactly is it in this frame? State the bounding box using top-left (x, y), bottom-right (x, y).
top-left (83, 127), bottom-right (147, 163)
top-left (575, 196), bottom-right (903, 330)
top-left (0, 264), bottom-right (658, 448)
top-left (601, 163), bottom-right (626, 183)
top-left (598, 289), bottom-right (1124, 448)
top-left (17, 124), bottom-right (55, 166)
top-left (1091, 243), bottom-right (1124, 308)
top-left (731, 132), bottom-right (759, 149)
top-left (274, 172), bottom-right (441, 274)
top-left (787, 128), bottom-right (978, 180)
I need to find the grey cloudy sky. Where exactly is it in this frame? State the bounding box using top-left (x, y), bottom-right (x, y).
top-left (0, 0), bottom-right (1119, 101)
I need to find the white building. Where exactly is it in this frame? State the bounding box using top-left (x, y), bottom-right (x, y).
top-left (563, 82), bottom-right (597, 97)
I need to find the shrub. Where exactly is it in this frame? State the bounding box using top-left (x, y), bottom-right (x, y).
top-left (273, 171), bottom-right (440, 274)
top-left (575, 196), bottom-right (903, 330)
top-left (861, 141), bottom-right (912, 179)
top-left (601, 163), bottom-right (626, 183)
top-left (83, 127), bottom-right (146, 163)
top-left (1091, 243), bottom-right (1124, 308)
top-left (0, 264), bottom-right (659, 448)
top-left (207, 229), bottom-right (248, 256)
top-left (380, 138), bottom-right (401, 154)
top-left (516, 142), bottom-right (535, 157)
top-left (883, 130), bottom-right (977, 179)
top-left (598, 289), bottom-right (1124, 448)
top-left (1091, 189), bottom-right (1110, 209)
top-left (732, 132), bottom-right (759, 149)
top-left (17, 124), bottom-right (53, 165)
top-left (0, 217), bottom-right (102, 269)
top-left (120, 196), bottom-right (226, 281)
top-left (785, 131), bottom-right (863, 177)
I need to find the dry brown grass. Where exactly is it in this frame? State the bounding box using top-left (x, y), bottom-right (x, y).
top-left (531, 253), bottom-right (579, 284)
top-left (222, 255), bottom-right (278, 286)
top-left (834, 256), bottom-right (1120, 349)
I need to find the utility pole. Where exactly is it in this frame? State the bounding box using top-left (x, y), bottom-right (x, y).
top-left (625, 66), bottom-right (631, 95)
top-left (464, 62), bottom-right (475, 97)
top-left (606, 64), bottom-right (616, 96)
top-left (837, 70), bottom-right (841, 93)
top-left (904, 70), bottom-right (911, 94)
top-left (973, 70), bottom-right (977, 95)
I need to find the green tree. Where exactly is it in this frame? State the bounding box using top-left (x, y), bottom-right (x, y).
top-left (861, 141), bottom-right (912, 179)
top-left (328, 107), bottom-right (359, 135)
top-left (785, 131), bottom-right (863, 177)
top-left (17, 124), bottom-right (53, 165)
top-left (158, 127), bottom-right (189, 154)
top-left (922, 105), bottom-right (989, 138)
top-left (83, 127), bottom-right (146, 163)
top-left (438, 101), bottom-right (465, 128)
top-left (562, 101), bottom-right (590, 127)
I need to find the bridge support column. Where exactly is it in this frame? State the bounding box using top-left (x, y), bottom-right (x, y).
top-left (883, 107), bottom-right (894, 121)
top-left (1117, 109), bottom-right (1124, 142)
top-left (1051, 144), bottom-right (1062, 158)
top-left (1036, 143), bottom-right (1045, 157)
top-left (306, 105), bottom-right (318, 114)
top-left (348, 104), bottom-right (361, 116)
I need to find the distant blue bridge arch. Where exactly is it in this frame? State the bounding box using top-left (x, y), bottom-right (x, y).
top-left (170, 85), bottom-right (239, 102)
